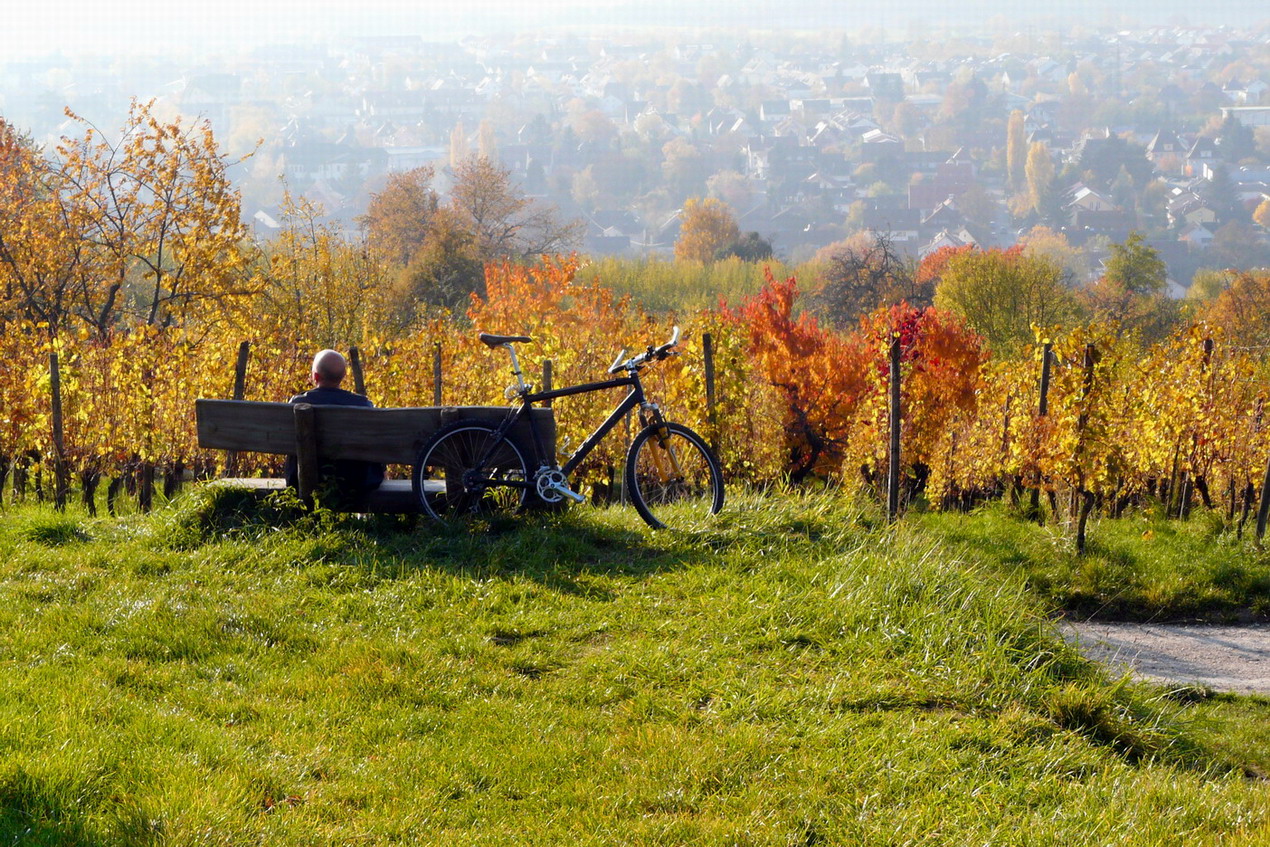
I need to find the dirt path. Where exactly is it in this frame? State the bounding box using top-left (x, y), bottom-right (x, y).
top-left (1062, 623), bottom-right (1270, 695)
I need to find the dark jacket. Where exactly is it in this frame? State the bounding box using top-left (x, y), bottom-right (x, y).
top-left (286, 386), bottom-right (386, 494)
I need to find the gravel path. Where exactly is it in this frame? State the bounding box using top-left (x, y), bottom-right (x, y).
top-left (1062, 623), bottom-right (1270, 695)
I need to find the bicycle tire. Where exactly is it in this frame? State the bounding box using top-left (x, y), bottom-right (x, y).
top-left (624, 421), bottom-right (724, 530)
top-left (412, 420), bottom-right (529, 521)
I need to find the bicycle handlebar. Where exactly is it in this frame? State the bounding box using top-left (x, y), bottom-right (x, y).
top-left (608, 325), bottom-right (680, 373)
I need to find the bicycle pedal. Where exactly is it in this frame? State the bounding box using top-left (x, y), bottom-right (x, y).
top-left (548, 480), bottom-right (587, 504)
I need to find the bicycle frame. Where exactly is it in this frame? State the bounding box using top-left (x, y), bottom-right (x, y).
top-left (471, 371), bottom-right (654, 486)
top-left (527, 376), bottom-right (646, 477)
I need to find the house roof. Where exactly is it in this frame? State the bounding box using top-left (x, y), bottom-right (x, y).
top-left (1147, 128), bottom-right (1184, 155)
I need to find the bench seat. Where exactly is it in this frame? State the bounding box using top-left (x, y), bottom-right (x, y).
top-left (197, 399), bottom-right (555, 514)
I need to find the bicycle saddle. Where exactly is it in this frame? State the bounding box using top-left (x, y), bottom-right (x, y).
top-left (479, 333), bottom-right (533, 347)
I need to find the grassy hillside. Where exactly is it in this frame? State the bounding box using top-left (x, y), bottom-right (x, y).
top-left (917, 505), bottom-right (1270, 622)
top-left (1, 490), bottom-right (1268, 845)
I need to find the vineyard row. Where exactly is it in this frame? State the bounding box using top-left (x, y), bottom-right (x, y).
top-left (2, 259), bottom-right (1268, 539)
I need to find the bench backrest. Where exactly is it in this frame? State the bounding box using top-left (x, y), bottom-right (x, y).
top-left (196, 399), bottom-right (555, 466)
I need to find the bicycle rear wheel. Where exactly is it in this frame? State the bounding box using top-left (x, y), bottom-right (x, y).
top-left (412, 420), bottom-right (529, 521)
top-left (624, 421), bottom-right (724, 530)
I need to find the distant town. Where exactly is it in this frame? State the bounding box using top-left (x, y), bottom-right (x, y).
top-left (4, 21), bottom-right (1269, 291)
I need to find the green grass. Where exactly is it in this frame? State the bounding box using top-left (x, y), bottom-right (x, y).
top-left (915, 503), bottom-right (1270, 622)
top-left (1, 489), bottom-right (1269, 844)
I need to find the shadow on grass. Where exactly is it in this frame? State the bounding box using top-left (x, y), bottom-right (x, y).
top-left (160, 483), bottom-right (693, 597)
top-left (0, 773), bottom-right (160, 847)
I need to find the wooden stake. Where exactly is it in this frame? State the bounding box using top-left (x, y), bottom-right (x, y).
top-left (1073, 343), bottom-right (1096, 551)
top-left (887, 334), bottom-right (902, 522)
top-left (49, 352), bottom-right (68, 511)
top-left (138, 463), bottom-right (154, 513)
top-left (225, 340), bottom-right (250, 478)
top-left (1030, 341), bottom-right (1053, 520)
top-left (703, 332), bottom-right (718, 452)
top-left (349, 345), bottom-right (366, 395)
top-left (1256, 454), bottom-right (1270, 543)
top-left (232, 340), bottom-right (250, 399)
top-left (432, 342), bottom-right (443, 406)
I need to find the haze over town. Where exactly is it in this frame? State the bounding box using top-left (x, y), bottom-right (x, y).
top-left (3, 1), bottom-right (1269, 294)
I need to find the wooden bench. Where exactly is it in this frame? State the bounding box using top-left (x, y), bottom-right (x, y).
top-left (195, 399), bottom-right (555, 513)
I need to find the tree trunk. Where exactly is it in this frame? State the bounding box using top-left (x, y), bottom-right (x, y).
top-left (138, 463), bottom-right (155, 513)
top-left (163, 461), bottom-right (184, 500)
top-left (1076, 490), bottom-right (1096, 555)
top-left (80, 471), bottom-right (101, 517)
top-left (1194, 477), bottom-right (1213, 512)
top-left (106, 476), bottom-right (126, 516)
top-left (1238, 483), bottom-right (1256, 539)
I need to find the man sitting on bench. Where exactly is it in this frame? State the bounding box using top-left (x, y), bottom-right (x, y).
top-left (285, 349), bottom-right (386, 498)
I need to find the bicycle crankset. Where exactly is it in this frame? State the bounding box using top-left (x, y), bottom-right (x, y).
top-left (534, 467), bottom-right (586, 504)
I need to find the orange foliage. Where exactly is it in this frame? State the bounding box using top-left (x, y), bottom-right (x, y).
top-left (915, 245), bottom-right (974, 287)
top-left (723, 269), bottom-right (871, 482)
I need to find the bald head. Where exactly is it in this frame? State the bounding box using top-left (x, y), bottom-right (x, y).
top-left (311, 349), bottom-right (347, 387)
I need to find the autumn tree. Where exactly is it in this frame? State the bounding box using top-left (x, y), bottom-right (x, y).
top-left (360, 166), bottom-right (439, 267)
top-left (662, 138), bottom-right (710, 202)
top-left (395, 207), bottom-right (484, 317)
top-left (1201, 270), bottom-right (1270, 347)
top-left (674, 197), bottom-right (740, 263)
top-left (257, 193), bottom-right (390, 348)
top-left (1006, 110), bottom-right (1026, 191)
top-left (1070, 133), bottom-right (1152, 189)
top-left (1018, 225), bottom-right (1089, 282)
top-left (58, 100), bottom-right (252, 331)
top-left (715, 232), bottom-right (773, 262)
top-left (723, 270), bottom-right (870, 482)
top-left (0, 119), bottom-right (98, 337)
top-left (812, 231), bottom-right (923, 327)
top-left (1213, 114), bottom-right (1257, 163)
top-left (1104, 231), bottom-right (1166, 295)
top-left (1207, 221), bottom-right (1270, 270)
top-left (1025, 141), bottom-right (1058, 222)
top-left (449, 121), bottom-right (469, 169)
top-left (1080, 233), bottom-right (1178, 343)
top-left (477, 119), bottom-right (498, 161)
top-left (933, 248), bottom-right (1082, 355)
top-left (706, 170), bottom-right (752, 211)
top-left (1254, 198), bottom-right (1270, 230)
top-left (448, 155), bottom-right (581, 260)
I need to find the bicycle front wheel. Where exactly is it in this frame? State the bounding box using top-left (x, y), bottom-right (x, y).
top-left (412, 420), bottom-right (529, 521)
top-left (625, 421), bottom-right (724, 529)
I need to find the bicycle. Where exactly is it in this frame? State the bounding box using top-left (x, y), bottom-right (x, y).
top-left (411, 326), bottom-right (724, 530)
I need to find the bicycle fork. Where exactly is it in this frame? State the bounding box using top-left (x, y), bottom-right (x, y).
top-left (640, 404), bottom-right (686, 484)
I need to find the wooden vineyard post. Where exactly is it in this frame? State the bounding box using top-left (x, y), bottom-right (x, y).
top-left (703, 332), bottom-right (718, 453)
top-left (542, 360), bottom-right (553, 407)
top-left (49, 352), bottom-right (68, 511)
top-left (432, 342), bottom-right (443, 406)
top-left (349, 345), bottom-right (366, 396)
top-left (1030, 340), bottom-right (1053, 521)
top-left (1075, 343), bottom-right (1097, 555)
top-left (887, 334), bottom-right (902, 522)
top-left (138, 463), bottom-right (154, 513)
top-left (224, 341), bottom-right (251, 477)
top-left (1256, 453), bottom-right (1270, 544)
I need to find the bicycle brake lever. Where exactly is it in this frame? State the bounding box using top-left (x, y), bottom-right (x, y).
top-left (607, 348), bottom-right (627, 374)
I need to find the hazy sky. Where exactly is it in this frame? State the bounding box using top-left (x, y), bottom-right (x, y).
top-left (5, 0), bottom-right (1267, 59)
top-left (4, 0), bottom-right (609, 57)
